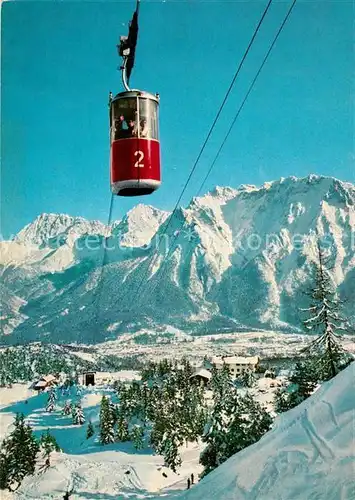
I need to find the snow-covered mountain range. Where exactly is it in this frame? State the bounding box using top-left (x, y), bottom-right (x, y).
top-left (1, 175), bottom-right (354, 345)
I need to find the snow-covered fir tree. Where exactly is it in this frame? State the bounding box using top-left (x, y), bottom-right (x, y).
top-left (0, 414), bottom-right (39, 491)
top-left (72, 402), bottom-right (85, 425)
top-left (0, 445), bottom-right (10, 490)
top-left (200, 392), bottom-right (272, 478)
top-left (99, 396), bottom-right (115, 444)
top-left (115, 411), bottom-right (130, 442)
top-left (179, 384), bottom-right (206, 443)
top-left (274, 386), bottom-right (293, 413)
top-left (86, 421), bottom-right (95, 439)
top-left (46, 389), bottom-right (56, 412)
top-left (200, 399), bottom-right (228, 477)
top-left (62, 401), bottom-right (72, 416)
top-left (162, 429), bottom-right (182, 473)
top-left (210, 363), bottom-right (233, 401)
top-left (238, 394), bottom-right (273, 447)
top-left (109, 400), bottom-right (118, 425)
top-left (274, 359), bottom-right (319, 412)
top-left (131, 425), bottom-right (144, 450)
top-left (238, 369), bottom-right (256, 388)
top-left (302, 240), bottom-right (352, 380)
top-left (40, 429), bottom-right (61, 466)
top-left (289, 360), bottom-right (318, 398)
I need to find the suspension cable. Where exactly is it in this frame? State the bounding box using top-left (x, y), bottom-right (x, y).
top-left (126, 0), bottom-right (274, 310)
top-left (197, 0), bottom-right (297, 196)
top-left (92, 194), bottom-right (114, 343)
top-left (139, 0), bottom-right (297, 308)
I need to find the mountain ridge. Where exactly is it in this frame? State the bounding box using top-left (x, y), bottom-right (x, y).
top-left (1, 174), bottom-right (354, 344)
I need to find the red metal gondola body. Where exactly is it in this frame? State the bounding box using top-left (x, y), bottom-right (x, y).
top-left (110, 90), bottom-right (161, 196)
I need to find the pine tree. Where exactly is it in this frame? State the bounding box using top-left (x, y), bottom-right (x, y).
top-left (115, 412), bottom-right (130, 442)
top-left (1, 414), bottom-right (39, 490)
top-left (131, 425), bottom-right (144, 450)
top-left (46, 390), bottom-right (56, 412)
top-left (274, 387), bottom-right (294, 413)
top-left (289, 360), bottom-right (318, 398)
top-left (210, 363), bottom-right (233, 402)
top-left (200, 399), bottom-right (228, 477)
top-left (162, 429), bottom-right (182, 473)
top-left (274, 359), bottom-right (319, 413)
top-left (0, 441), bottom-right (10, 490)
top-left (99, 396), bottom-right (115, 444)
top-left (86, 421), bottom-right (95, 439)
top-left (40, 429), bottom-right (61, 466)
top-left (109, 400), bottom-right (118, 425)
top-left (200, 368), bottom-right (237, 477)
top-left (301, 240), bottom-right (352, 381)
top-left (200, 393), bottom-right (272, 478)
top-left (238, 369), bottom-right (256, 388)
top-left (62, 401), bottom-right (72, 416)
top-left (223, 397), bottom-right (247, 460)
top-left (240, 394), bottom-right (272, 446)
top-left (73, 402), bottom-right (85, 425)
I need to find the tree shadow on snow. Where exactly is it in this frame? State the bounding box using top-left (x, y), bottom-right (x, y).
top-left (1, 389), bottom-right (157, 458)
top-left (78, 491), bottom-right (181, 499)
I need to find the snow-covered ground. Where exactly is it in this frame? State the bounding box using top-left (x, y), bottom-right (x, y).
top-left (0, 378), bottom-right (203, 499)
top-left (1, 363), bottom-right (354, 499)
top-left (0, 369), bottom-right (283, 499)
top-left (179, 363), bottom-right (355, 500)
top-left (0, 384), bottom-right (37, 441)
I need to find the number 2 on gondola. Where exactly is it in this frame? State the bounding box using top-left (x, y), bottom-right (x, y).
top-left (134, 150), bottom-right (144, 168)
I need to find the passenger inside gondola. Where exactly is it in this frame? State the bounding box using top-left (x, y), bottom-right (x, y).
top-left (140, 119), bottom-right (149, 137)
top-left (114, 115), bottom-right (136, 139)
top-left (128, 118), bottom-right (138, 136)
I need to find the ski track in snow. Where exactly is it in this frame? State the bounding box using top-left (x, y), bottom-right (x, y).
top-left (0, 365), bottom-right (354, 499)
top-left (178, 363), bottom-right (355, 500)
top-left (321, 399), bottom-right (339, 429)
top-left (300, 408), bottom-right (335, 463)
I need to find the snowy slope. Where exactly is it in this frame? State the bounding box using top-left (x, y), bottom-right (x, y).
top-left (2, 364), bottom-right (354, 499)
top-left (179, 362), bottom-right (355, 500)
top-left (0, 381), bottom-right (203, 499)
top-left (1, 175), bottom-right (354, 344)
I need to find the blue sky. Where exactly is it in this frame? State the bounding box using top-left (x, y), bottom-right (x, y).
top-left (1, 0), bottom-right (354, 238)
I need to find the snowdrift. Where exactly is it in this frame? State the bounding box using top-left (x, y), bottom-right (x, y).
top-left (180, 363), bottom-right (355, 500)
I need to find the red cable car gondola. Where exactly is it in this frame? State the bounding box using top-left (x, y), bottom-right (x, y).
top-left (109, 0), bottom-right (161, 196)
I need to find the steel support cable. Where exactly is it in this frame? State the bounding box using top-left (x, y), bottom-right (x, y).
top-left (140, 0), bottom-right (297, 307)
top-left (197, 0), bottom-right (297, 197)
top-left (92, 194), bottom-right (114, 342)
top-left (125, 0), bottom-right (273, 311)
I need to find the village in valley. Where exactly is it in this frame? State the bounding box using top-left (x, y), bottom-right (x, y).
top-left (0, 347), bottom-right (298, 496)
top-left (2, 335), bottom-right (352, 500)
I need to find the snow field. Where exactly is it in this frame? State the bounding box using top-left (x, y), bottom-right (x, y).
top-left (180, 363), bottom-right (355, 500)
top-left (0, 380), bottom-right (203, 499)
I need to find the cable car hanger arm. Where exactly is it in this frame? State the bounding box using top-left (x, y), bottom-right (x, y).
top-left (118, 0), bottom-right (140, 91)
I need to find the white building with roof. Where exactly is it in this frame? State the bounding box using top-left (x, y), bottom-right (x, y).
top-left (211, 355), bottom-right (260, 379)
top-left (32, 374), bottom-right (59, 391)
top-left (78, 371), bottom-right (141, 387)
top-left (189, 368), bottom-right (212, 387)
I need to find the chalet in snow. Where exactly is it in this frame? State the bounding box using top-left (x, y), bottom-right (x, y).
top-left (189, 368), bottom-right (212, 387)
top-left (32, 374), bottom-right (58, 391)
top-left (210, 355), bottom-right (260, 379)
